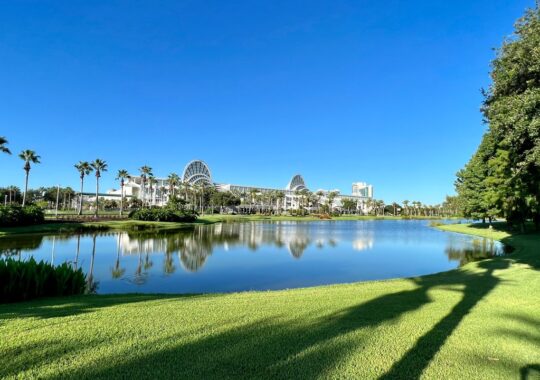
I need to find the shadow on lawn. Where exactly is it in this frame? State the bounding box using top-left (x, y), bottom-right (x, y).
top-left (2, 227), bottom-right (538, 379)
top-left (42, 259), bottom-right (510, 379)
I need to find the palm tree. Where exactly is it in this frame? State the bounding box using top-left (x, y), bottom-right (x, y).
top-left (276, 190), bottom-right (285, 214)
top-left (0, 137), bottom-right (11, 155)
top-left (327, 191), bottom-right (339, 214)
top-left (19, 150), bottom-right (40, 206)
top-left (148, 176), bottom-right (157, 206)
top-left (90, 159), bottom-right (108, 217)
top-left (116, 169), bottom-right (130, 216)
top-left (159, 185), bottom-right (166, 205)
top-left (403, 200), bottom-right (410, 216)
top-left (75, 161), bottom-right (93, 215)
top-left (139, 166), bottom-right (153, 207)
top-left (167, 173), bottom-right (180, 198)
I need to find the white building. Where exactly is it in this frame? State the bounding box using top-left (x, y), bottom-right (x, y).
top-left (107, 160), bottom-right (374, 213)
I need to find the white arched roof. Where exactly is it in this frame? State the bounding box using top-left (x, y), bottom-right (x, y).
top-left (182, 160), bottom-right (212, 185)
top-left (286, 174), bottom-right (307, 191)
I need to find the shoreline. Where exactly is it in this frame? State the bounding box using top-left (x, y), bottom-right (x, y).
top-left (0, 214), bottom-right (458, 237)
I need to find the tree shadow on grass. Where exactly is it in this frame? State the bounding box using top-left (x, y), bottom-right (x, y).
top-left (520, 364), bottom-right (540, 380)
top-left (36, 259), bottom-right (509, 379)
top-left (0, 293), bottom-right (216, 324)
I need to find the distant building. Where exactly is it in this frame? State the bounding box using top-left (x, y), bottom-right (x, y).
top-left (352, 182), bottom-right (373, 198)
top-left (107, 159), bottom-right (374, 213)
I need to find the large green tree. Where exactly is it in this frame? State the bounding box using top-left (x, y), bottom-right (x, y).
top-left (457, 7), bottom-right (540, 230)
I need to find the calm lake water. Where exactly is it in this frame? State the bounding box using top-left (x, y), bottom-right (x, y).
top-left (0, 220), bottom-right (504, 294)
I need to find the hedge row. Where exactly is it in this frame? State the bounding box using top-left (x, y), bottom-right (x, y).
top-left (0, 258), bottom-right (86, 303)
top-left (129, 207), bottom-right (198, 222)
top-left (0, 205), bottom-right (45, 227)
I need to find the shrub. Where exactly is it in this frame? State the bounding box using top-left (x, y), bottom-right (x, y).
top-left (129, 207), bottom-right (198, 223)
top-left (0, 258), bottom-right (86, 303)
top-left (0, 205), bottom-right (45, 227)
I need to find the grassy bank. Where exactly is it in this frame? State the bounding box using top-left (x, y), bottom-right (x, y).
top-left (0, 223), bottom-right (538, 379)
top-left (0, 219), bottom-right (212, 237)
top-left (200, 214), bottom-right (451, 223)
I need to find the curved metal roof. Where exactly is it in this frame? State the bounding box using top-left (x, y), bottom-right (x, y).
top-left (182, 160), bottom-right (212, 185)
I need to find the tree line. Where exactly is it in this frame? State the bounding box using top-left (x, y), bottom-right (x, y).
top-left (455, 8), bottom-right (540, 231)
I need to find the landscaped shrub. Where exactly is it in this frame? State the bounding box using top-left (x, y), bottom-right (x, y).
top-left (129, 207), bottom-right (198, 223)
top-left (0, 258), bottom-right (86, 303)
top-left (0, 205), bottom-right (45, 227)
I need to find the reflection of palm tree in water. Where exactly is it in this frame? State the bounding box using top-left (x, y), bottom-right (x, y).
top-left (163, 251), bottom-right (176, 275)
top-left (86, 234), bottom-right (98, 293)
top-left (144, 252), bottom-right (153, 271)
top-left (133, 251), bottom-right (148, 285)
top-left (111, 235), bottom-right (125, 279)
top-left (74, 234), bottom-right (81, 270)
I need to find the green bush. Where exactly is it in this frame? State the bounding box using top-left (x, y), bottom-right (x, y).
top-left (0, 258), bottom-right (86, 303)
top-left (129, 207), bottom-right (198, 222)
top-left (0, 205), bottom-right (45, 227)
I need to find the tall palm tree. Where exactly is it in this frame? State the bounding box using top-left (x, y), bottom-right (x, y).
top-left (148, 176), bottom-right (157, 206)
top-left (90, 159), bottom-right (108, 217)
top-left (403, 200), bottom-right (410, 216)
top-left (0, 136), bottom-right (11, 155)
top-left (139, 166), bottom-right (153, 207)
top-left (167, 173), bottom-right (180, 198)
top-left (19, 150), bottom-right (40, 206)
top-left (75, 161), bottom-right (93, 215)
top-left (327, 191), bottom-right (339, 214)
top-left (159, 185), bottom-right (166, 205)
top-left (276, 190), bottom-right (285, 214)
top-left (116, 169), bottom-right (130, 216)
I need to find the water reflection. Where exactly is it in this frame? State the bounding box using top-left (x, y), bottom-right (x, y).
top-left (0, 221), bottom-right (506, 294)
top-left (445, 235), bottom-right (504, 266)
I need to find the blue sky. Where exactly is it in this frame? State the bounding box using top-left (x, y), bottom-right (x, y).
top-left (0, 0), bottom-right (534, 204)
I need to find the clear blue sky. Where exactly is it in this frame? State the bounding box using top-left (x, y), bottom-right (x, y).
top-left (0, 0), bottom-right (534, 204)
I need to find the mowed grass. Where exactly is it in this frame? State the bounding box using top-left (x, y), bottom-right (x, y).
top-left (1, 223), bottom-right (539, 379)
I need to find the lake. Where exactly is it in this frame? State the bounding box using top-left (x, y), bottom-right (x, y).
top-left (0, 220), bottom-right (504, 294)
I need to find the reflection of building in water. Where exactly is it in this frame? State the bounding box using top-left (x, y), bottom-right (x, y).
top-left (115, 222), bottom-right (365, 271)
top-left (352, 238), bottom-right (374, 251)
top-left (118, 233), bottom-right (169, 255)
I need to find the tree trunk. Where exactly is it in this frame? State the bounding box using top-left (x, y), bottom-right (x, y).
top-left (95, 178), bottom-right (99, 217)
top-left (22, 170), bottom-right (29, 206)
top-left (78, 177), bottom-right (84, 215)
top-left (120, 183), bottom-right (124, 216)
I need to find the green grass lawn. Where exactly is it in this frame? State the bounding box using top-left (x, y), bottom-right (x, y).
top-left (199, 214), bottom-right (446, 223)
top-left (1, 223), bottom-right (539, 379)
top-left (0, 219), bottom-right (214, 237)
